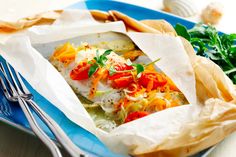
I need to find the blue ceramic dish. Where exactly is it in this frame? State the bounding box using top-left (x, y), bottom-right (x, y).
top-left (0, 1), bottom-right (212, 157)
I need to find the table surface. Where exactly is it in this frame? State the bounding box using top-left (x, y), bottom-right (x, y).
top-left (1, 1), bottom-right (236, 157)
top-left (2, 120), bottom-right (236, 157)
top-left (0, 122), bottom-right (71, 157)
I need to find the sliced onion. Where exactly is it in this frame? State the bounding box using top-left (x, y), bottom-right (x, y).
top-left (125, 93), bottom-right (147, 101)
top-left (100, 103), bottom-right (115, 113)
top-left (95, 119), bottom-right (117, 132)
top-left (123, 89), bottom-right (133, 94)
top-left (155, 93), bottom-right (171, 107)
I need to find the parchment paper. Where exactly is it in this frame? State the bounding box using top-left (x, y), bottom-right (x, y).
top-left (0, 0), bottom-right (84, 22)
top-left (1, 10), bottom-right (236, 157)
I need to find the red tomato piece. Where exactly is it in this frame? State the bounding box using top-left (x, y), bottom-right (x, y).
top-left (112, 75), bottom-right (133, 88)
top-left (139, 72), bottom-right (167, 90)
top-left (109, 63), bottom-right (134, 88)
top-left (114, 64), bottom-right (133, 71)
top-left (127, 83), bottom-right (141, 94)
top-left (70, 62), bottom-right (91, 80)
top-left (124, 111), bottom-right (149, 123)
top-left (109, 63), bottom-right (133, 80)
top-left (109, 72), bottom-right (131, 80)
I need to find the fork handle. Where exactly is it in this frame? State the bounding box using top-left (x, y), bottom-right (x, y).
top-left (27, 99), bottom-right (86, 157)
top-left (17, 97), bottom-right (62, 157)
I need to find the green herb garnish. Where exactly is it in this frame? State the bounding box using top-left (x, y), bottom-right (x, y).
top-left (88, 64), bottom-right (99, 77)
top-left (134, 64), bottom-right (144, 78)
top-left (126, 59), bottom-right (145, 77)
top-left (88, 49), bottom-right (112, 77)
top-left (108, 66), bottom-right (117, 76)
top-left (175, 23), bottom-right (236, 83)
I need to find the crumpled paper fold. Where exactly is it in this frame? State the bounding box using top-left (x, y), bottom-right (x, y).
top-left (1, 10), bottom-right (236, 157)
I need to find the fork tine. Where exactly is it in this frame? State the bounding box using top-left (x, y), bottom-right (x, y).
top-left (15, 70), bottom-right (30, 94)
top-left (8, 64), bottom-right (32, 100)
top-left (0, 63), bottom-right (18, 97)
top-left (0, 77), bottom-right (13, 100)
top-left (0, 63), bottom-right (4, 73)
top-left (0, 63), bottom-right (7, 75)
top-left (6, 63), bottom-right (23, 95)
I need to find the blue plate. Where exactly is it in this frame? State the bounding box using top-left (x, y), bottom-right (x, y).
top-left (0, 1), bottom-right (210, 157)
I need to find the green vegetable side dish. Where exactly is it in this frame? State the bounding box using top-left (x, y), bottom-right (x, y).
top-left (175, 23), bottom-right (236, 84)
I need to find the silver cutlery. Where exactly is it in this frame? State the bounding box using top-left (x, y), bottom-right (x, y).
top-left (0, 63), bottom-right (62, 157)
top-left (0, 62), bottom-right (87, 157)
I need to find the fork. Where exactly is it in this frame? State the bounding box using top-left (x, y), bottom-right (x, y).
top-left (0, 63), bottom-right (87, 157)
top-left (0, 64), bottom-right (62, 157)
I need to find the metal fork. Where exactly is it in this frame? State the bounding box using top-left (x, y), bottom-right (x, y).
top-left (0, 63), bottom-right (87, 157)
top-left (0, 64), bottom-right (62, 157)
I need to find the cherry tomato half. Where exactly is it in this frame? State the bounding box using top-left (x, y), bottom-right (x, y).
top-left (70, 62), bottom-right (91, 80)
top-left (114, 63), bottom-right (133, 71)
top-left (109, 72), bottom-right (131, 80)
top-left (124, 111), bottom-right (149, 123)
top-left (109, 63), bottom-right (133, 80)
top-left (109, 63), bottom-right (134, 88)
top-left (139, 72), bottom-right (167, 90)
top-left (112, 75), bottom-right (133, 88)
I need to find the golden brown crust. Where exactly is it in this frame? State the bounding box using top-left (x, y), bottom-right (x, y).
top-left (0, 10), bottom-right (62, 33)
top-left (0, 9), bottom-right (177, 36)
top-left (108, 10), bottom-right (118, 21)
top-left (90, 10), bottom-right (113, 22)
top-left (108, 10), bottom-right (161, 33)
